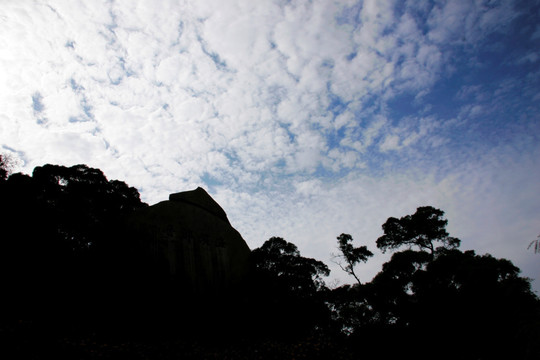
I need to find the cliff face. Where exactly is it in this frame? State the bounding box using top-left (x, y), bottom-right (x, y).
top-left (131, 187), bottom-right (251, 295)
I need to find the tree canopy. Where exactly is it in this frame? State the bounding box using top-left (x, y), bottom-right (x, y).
top-left (0, 164), bottom-right (147, 324)
top-left (248, 237), bottom-right (331, 338)
top-left (252, 236), bottom-right (330, 295)
top-left (0, 155), bottom-right (8, 181)
top-left (323, 206), bottom-right (539, 359)
top-left (376, 206), bottom-right (460, 254)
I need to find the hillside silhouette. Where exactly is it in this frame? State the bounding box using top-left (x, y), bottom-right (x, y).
top-left (0, 161), bottom-right (538, 359)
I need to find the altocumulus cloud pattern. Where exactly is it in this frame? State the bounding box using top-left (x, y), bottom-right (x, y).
top-left (1, 0), bottom-right (539, 289)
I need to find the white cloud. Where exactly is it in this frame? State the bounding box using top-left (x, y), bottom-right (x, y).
top-left (427, 0), bottom-right (518, 45)
top-left (380, 134), bottom-right (400, 151)
top-left (361, 114), bottom-right (386, 149)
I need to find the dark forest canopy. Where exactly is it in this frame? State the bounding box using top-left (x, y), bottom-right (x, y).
top-left (1, 163), bottom-right (539, 359)
top-left (0, 164), bottom-right (149, 326)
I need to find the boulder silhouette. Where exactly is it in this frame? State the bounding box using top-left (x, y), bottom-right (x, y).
top-left (130, 187), bottom-right (251, 295)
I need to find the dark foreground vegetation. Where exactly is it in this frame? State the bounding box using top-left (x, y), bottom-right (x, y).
top-left (0, 159), bottom-right (539, 359)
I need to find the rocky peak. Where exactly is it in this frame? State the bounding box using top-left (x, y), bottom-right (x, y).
top-left (169, 187), bottom-right (229, 225)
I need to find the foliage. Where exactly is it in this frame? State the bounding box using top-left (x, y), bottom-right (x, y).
top-left (249, 237), bottom-right (331, 338)
top-left (30, 164), bottom-right (145, 251)
top-left (349, 248), bottom-right (537, 358)
top-left (415, 249), bottom-right (538, 358)
top-left (376, 206), bottom-right (460, 254)
top-left (334, 233), bottom-right (373, 285)
top-left (365, 250), bottom-right (432, 326)
top-left (327, 206), bottom-right (539, 359)
top-left (0, 164), bottom-right (147, 325)
top-left (0, 153), bottom-right (15, 181)
top-left (0, 155), bottom-right (7, 181)
top-left (326, 284), bottom-right (377, 335)
top-left (252, 236), bottom-right (330, 294)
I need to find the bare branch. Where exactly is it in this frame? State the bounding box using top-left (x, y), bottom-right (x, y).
top-left (527, 234), bottom-right (540, 254)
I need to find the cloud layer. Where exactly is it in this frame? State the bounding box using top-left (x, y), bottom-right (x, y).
top-left (1, 0), bottom-right (539, 290)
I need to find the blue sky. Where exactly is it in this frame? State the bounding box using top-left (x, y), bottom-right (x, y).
top-left (1, 0), bottom-right (539, 291)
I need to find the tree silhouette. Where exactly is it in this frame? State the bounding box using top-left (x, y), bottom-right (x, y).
top-left (412, 249), bottom-right (539, 359)
top-left (366, 250), bottom-right (431, 327)
top-left (0, 164), bottom-right (147, 326)
top-left (333, 233), bottom-right (373, 285)
top-left (0, 153), bottom-right (15, 181)
top-left (252, 236), bottom-right (330, 294)
top-left (376, 206), bottom-right (460, 255)
top-left (348, 247), bottom-right (540, 359)
top-left (249, 237), bottom-right (331, 338)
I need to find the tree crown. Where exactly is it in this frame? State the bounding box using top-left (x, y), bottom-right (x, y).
top-left (376, 206), bottom-right (460, 254)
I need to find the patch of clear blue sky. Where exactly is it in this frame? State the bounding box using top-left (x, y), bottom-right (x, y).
top-left (31, 92), bottom-right (44, 112)
top-left (201, 172), bottom-right (223, 190)
top-left (325, 87), bottom-right (381, 153)
top-left (334, 1), bottom-right (362, 28)
top-left (326, 85), bottom-right (349, 118)
top-left (390, 1), bottom-right (539, 156)
top-left (32, 92), bottom-right (48, 125)
top-left (68, 78), bottom-right (95, 122)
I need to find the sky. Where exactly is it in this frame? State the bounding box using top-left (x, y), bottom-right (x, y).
top-left (1, 0), bottom-right (539, 292)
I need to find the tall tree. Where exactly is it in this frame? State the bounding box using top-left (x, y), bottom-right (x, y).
top-left (250, 237), bottom-right (331, 338)
top-left (252, 236), bottom-right (330, 294)
top-left (334, 233), bottom-right (373, 285)
top-left (376, 206), bottom-right (460, 255)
